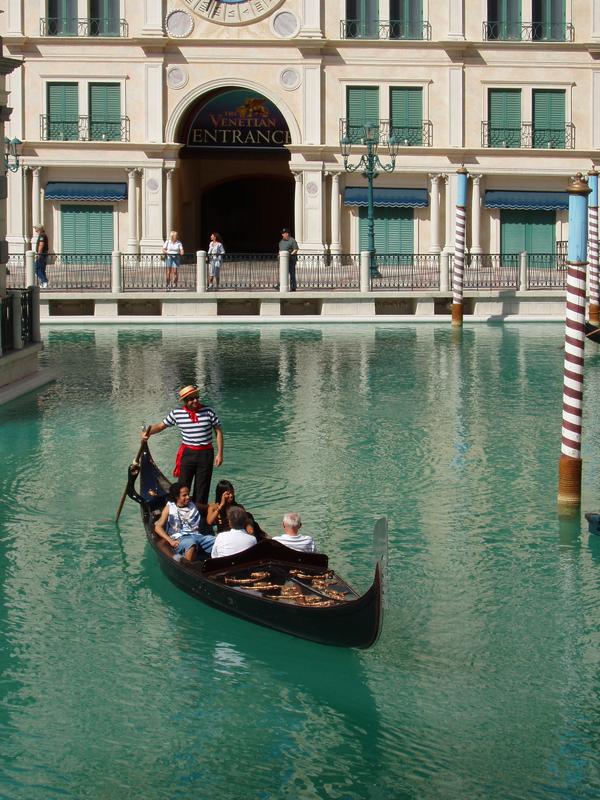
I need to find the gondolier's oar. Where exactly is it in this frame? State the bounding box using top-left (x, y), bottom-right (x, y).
top-left (115, 428), bottom-right (146, 522)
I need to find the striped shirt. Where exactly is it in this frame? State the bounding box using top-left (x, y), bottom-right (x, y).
top-left (163, 406), bottom-right (221, 446)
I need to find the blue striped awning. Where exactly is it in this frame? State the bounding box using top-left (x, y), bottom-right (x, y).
top-left (484, 190), bottom-right (568, 211)
top-left (344, 187), bottom-right (428, 208)
top-left (45, 182), bottom-right (127, 201)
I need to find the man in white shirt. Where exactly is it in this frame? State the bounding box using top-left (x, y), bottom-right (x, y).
top-left (273, 512), bottom-right (316, 553)
top-left (211, 506), bottom-right (257, 559)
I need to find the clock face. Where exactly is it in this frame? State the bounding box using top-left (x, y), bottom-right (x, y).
top-left (184, 0), bottom-right (286, 25)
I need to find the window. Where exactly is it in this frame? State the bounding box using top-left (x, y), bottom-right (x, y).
top-left (345, 0), bottom-right (379, 38)
top-left (487, 0), bottom-right (521, 40)
top-left (89, 0), bottom-right (120, 36)
top-left (89, 83), bottom-right (121, 141)
top-left (532, 89), bottom-right (565, 148)
top-left (488, 89), bottom-right (521, 147)
top-left (359, 208), bottom-right (414, 255)
top-left (501, 209), bottom-right (555, 266)
top-left (47, 83), bottom-right (79, 141)
top-left (532, 0), bottom-right (566, 41)
top-left (47, 0), bottom-right (77, 36)
top-left (61, 205), bottom-right (114, 258)
top-left (390, 87), bottom-right (423, 145)
top-left (346, 87), bottom-right (379, 143)
top-left (390, 0), bottom-right (423, 40)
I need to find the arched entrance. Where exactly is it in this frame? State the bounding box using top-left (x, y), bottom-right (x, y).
top-left (175, 87), bottom-right (294, 253)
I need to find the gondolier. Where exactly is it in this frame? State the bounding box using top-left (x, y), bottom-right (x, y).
top-left (141, 385), bottom-right (223, 506)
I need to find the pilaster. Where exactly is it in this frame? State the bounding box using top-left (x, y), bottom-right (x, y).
top-left (448, 67), bottom-right (464, 147)
top-left (594, 0), bottom-right (600, 41)
top-left (303, 64), bottom-right (321, 145)
top-left (145, 63), bottom-right (164, 143)
top-left (594, 72), bottom-right (600, 150)
top-left (448, 0), bottom-right (465, 40)
top-left (300, 168), bottom-right (324, 253)
top-left (300, 0), bottom-right (323, 38)
top-left (7, 0), bottom-right (23, 36)
top-left (143, 0), bottom-right (165, 36)
top-left (140, 166), bottom-right (165, 251)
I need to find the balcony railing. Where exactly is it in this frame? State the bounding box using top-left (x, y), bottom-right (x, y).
top-left (372, 254), bottom-right (440, 290)
top-left (463, 254), bottom-right (520, 289)
top-left (40, 115), bottom-right (130, 142)
top-left (483, 21), bottom-right (574, 42)
top-left (341, 19), bottom-right (431, 40)
top-left (296, 254), bottom-right (360, 290)
top-left (390, 121), bottom-right (433, 147)
top-left (40, 17), bottom-right (128, 37)
top-left (340, 119), bottom-right (432, 147)
top-left (481, 121), bottom-right (575, 149)
top-left (121, 254), bottom-right (197, 292)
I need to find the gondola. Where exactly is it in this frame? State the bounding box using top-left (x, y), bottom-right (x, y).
top-left (585, 322), bottom-right (600, 343)
top-left (125, 443), bottom-right (384, 648)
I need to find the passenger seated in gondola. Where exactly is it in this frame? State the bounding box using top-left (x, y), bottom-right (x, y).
top-left (204, 480), bottom-right (268, 541)
top-left (273, 512), bottom-right (317, 553)
top-left (154, 482), bottom-right (215, 562)
top-left (211, 507), bottom-right (257, 559)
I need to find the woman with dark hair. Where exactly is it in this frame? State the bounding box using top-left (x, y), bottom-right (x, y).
top-left (207, 232), bottom-right (225, 291)
top-left (154, 482), bottom-right (215, 562)
top-left (205, 479), bottom-right (267, 540)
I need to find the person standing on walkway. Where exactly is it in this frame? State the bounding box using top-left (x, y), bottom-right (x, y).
top-left (141, 385), bottom-right (224, 506)
top-left (163, 231), bottom-right (184, 291)
top-left (207, 232), bottom-right (225, 291)
top-left (278, 228), bottom-right (299, 291)
top-left (34, 225), bottom-right (49, 288)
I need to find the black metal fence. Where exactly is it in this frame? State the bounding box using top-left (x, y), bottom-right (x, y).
top-left (121, 253), bottom-right (196, 291)
top-left (42, 254), bottom-right (112, 291)
top-left (372, 254), bottom-right (440, 290)
top-left (463, 254), bottom-right (520, 289)
top-left (296, 254), bottom-right (360, 290)
top-left (0, 294), bottom-right (15, 352)
top-left (6, 254), bottom-right (25, 289)
top-left (527, 253), bottom-right (567, 289)
top-left (20, 288), bottom-right (34, 344)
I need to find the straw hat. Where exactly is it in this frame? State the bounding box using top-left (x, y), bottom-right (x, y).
top-left (179, 385), bottom-right (199, 401)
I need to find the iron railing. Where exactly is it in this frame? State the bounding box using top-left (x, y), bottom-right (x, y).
top-left (20, 288), bottom-right (34, 345)
top-left (40, 17), bottom-right (128, 36)
top-left (217, 254), bottom-right (279, 290)
top-left (463, 254), bottom-right (520, 289)
top-left (121, 253), bottom-right (196, 292)
top-left (0, 294), bottom-right (15, 352)
top-left (295, 254), bottom-right (360, 290)
top-left (6, 254), bottom-right (25, 289)
top-left (390, 121), bottom-right (433, 147)
top-left (340, 118), bottom-right (391, 146)
top-left (482, 21), bottom-right (574, 42)
top-left (341, 19), bottom-right (431, 40)
top-left (481, 121), bottom-right (575, 149)
top-left (41, 254), bottom-right (112, 291)
top-left (40, 115), bottom-right (130, 142)
top-left (526, 253), bottom-right (567, 289)
top-left (371, 254), bottom-right (440, 290)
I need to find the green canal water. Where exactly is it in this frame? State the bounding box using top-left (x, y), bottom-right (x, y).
top-left (2, 323), bottom-right (600, 800)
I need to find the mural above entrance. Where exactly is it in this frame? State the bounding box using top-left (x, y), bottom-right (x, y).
top-left (183, 0), bottom-right (285, 25)
top-left (186, 88), bottom-right (291, 149)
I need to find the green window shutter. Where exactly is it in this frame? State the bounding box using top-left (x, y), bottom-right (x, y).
top-left (533, 89), bottom-right (565, 148)
top-left (359, 207), bottom-right (414, 255)
top-left (390, 0), bottom-right (423, 39)
top-left (47, 0), bottom-right (77, 35)
top-left (347, 87), bottom-right (379, 142)
top-left (61, 205), bottom-right (114, 257)
top-left (89, 0), bottom-right (120, 36)
top-left (345, 0), bottom-right (379, 37)
top-left (47, 83), bottom-right (79, 140)
top-left (488, 89), bottom-right (521, 147)
top-left (490, 0), bottom-right (521, 40)
top-left (501, 210), bottom-right (555, 264)
top-left (533, 0), bottom-right (565, 40)
top-left (89, 83), bottom-right (121, 140)
top-left (390, 87), bottom-right (423, 145)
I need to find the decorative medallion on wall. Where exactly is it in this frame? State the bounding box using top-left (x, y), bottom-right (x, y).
top-left (183, 0), bottom-right (285, 26)
top-left (147, 178), bottom-right (160, 193)
top-left (306, 181), bottom-right (319, 197)
top-left (279, 68), bottom-right (300, 91)
top-left (165, 9), bottom-right (194, 37)
top-left (272, 11), bottom-right (298, 38)
top-left (167, 66), bottom-right (189, 90)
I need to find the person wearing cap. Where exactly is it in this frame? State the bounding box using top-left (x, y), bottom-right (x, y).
top-left (34, 225), bottom-right (49, 288)
top-left (141, 385), bottom-right (223, 506)
top-left (278, 227), bottom-right (299, 291)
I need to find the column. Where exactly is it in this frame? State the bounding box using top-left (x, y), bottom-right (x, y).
top-left (31, 168), bottom-right (42, 245)
top-left (140, 166), bottom-right (165, 251)
top-left (330, 173), bottom-right (341, 255)
top-left (443, 174), bottom-right (454, 252)
top-left (593, 0), bottom-right (600, 41)
top-left (470, 174), bottom-right (483, 254)
top-left (448, 0), bottom-right (465, 39)
top-left (126, 168), bottom-right (139, 253)
top-left (142, 0), bottom-right (164, 36)
top-left (7, 165), bottom-right (28, 251)
top-left (300, 0), bottom-right (322, 37)
top-left (165, 169), bottom-right (175, 236)
top-left (293, 172), bottom-right (304, 245)
top-left (521, 0), bottom-right (532, 27)
top-left (428, 174), bottom-right (443, 253)
top-left (593, 73), bottom-right (600, 150)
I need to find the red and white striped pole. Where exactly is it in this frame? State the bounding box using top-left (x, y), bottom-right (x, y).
top-left (451, 168), bottom-right (469, 327)
top-left (558, 174), bottom-right (591, 509)
top-left (587, 169), bottom-right (599, 325)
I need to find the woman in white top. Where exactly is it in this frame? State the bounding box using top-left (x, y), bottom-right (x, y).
top-left (163, 230), bottom-right (184, 291)
top-left (207, 232), bottom-right (225, 291)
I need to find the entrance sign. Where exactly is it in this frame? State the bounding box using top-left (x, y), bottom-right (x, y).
top-left (186, 88), bottom-right (291, 150)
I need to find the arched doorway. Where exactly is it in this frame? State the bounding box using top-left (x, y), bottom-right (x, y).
top-left (175, 87), bottom-right (294, 253)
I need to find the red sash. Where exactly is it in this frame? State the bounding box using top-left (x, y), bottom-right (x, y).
top-left (173, 443), bottom-right (213, 477)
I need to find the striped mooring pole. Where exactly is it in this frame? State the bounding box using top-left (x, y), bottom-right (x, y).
top-left (587, 169), bottom-right (599, 325)
top-left (451, 167), bottom-right (469, 327)
top-left (558, 174), bottom-right (591, 509)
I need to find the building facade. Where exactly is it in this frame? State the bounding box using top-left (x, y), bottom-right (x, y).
top-left (2, 1), bottom-right (600, 262)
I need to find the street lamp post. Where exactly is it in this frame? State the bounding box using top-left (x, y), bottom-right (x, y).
top-left (3, 137), bottom-right (22, 173)
top-left (340, 121), bottom-right (398, 276)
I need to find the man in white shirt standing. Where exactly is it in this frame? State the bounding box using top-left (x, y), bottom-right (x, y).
top-left (211, 507), bottom-right (257, 559)
top-left (273, 512), bottom-right (316, 553)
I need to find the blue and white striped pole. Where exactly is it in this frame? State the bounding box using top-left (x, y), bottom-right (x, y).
top-left (451, 168), bottom-right (469, 326)
top-left (587, 169), bottom-right (599, 325)
top-left (558, 174), bottom-right (591, 509)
